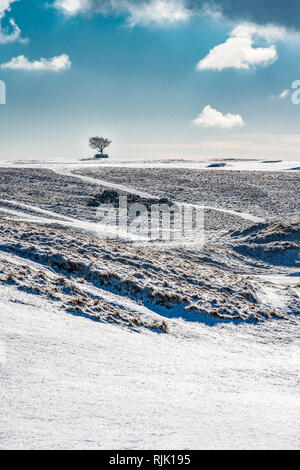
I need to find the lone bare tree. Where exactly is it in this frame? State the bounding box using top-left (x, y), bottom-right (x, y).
top-left (89, 136), bottom-right (111, 156)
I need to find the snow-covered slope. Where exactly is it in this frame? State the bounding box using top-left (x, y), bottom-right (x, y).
top-left (0, 217), bottom-right (298, 323)
top-left (0, 160), bottom-right (299, 449)
top-left (1, 282), bottom-right (299, 450)
top-left (229, 220), bottom-right (300, 266)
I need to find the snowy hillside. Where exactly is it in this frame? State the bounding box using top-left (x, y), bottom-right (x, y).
top-left (0, 159), bottom-right (299, 449)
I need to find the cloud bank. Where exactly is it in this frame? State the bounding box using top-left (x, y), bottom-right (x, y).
top-left (0, 54), bottom-right (71, 71)
top-left (193, 105), bottom-right (244, 129)
top-left (54, 0), bottom-right (300, 31)
top-left (54, 0), bottom-right (191, 26)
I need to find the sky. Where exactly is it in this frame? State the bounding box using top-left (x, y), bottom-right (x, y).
top-left (0, 0), bottom-right (300, 161)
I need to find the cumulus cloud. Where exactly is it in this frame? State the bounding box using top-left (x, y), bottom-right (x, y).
top-left (196, 23), bottom-right (283, 71)
top-left (0, 53), bottom-right (71, 71)
top-left (54, 0), bottom-right (191, 26)
top-left (193, 105), bottom-right (244, 129)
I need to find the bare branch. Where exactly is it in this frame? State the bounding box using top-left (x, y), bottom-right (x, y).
top-left (89, 136), bottom-right (111, 154)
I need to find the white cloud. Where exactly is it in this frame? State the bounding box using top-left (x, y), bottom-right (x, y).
top-left (196, 23), bottom-right (284, 71)
top-left (200, 2), bottom-right (222, 21)
top-left (0, 17), bottom-right (27, 43)
top-left (278, 89), bottom-right (289, 100)
top-left (54, 0), bottom-right (191, 26)
top-left (125, 0), bottom-right (191, 27)
top-left (0, 0), bottom-right (27, 44)
top-left (231, 23), bottom-right (290, 43)
top-left (0, 0), bottom-right (17, 17)
top-left (54, 0), bottom-right (91, 15)
top-left (270, 88), bottom-right (290, 100)
top-left (0, 53), bottom-right (71, 71)
top-left (193, 105), bottom-right (245, 129)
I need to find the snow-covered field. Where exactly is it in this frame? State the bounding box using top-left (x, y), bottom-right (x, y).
top-left (0, 158), bottom-right (299, 449)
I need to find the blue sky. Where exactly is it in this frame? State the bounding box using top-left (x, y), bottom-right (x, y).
top-left (0, 0), bottom-right (300, 160)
